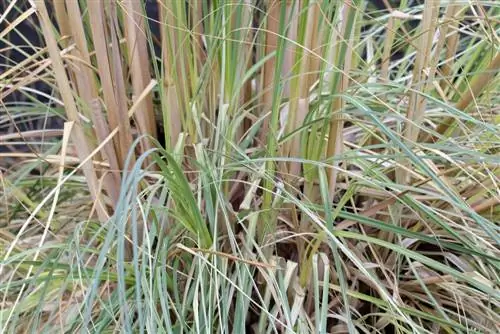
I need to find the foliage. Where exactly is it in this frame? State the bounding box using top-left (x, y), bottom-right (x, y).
top-left (1, 0), bottom-right (499, 332)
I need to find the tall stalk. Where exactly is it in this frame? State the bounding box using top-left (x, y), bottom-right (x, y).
top-left (259, 0), bottom-right (290, 247)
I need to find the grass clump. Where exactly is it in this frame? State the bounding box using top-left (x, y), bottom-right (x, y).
top-left (1, 0), bottom-right (499, 332)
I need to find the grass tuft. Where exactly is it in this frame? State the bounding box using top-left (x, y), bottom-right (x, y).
top-left (1, 0), bottom-right (499, 332)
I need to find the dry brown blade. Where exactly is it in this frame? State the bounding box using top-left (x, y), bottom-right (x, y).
top-left (396, 0), bottom-right (440, 188)
top-left (0, 129), bottom-right (63, 141)
top-left (34, 0), bottom-right (107, 222)
top-left (439, 3), bottom-right (461, 91)
top-left (471, 197), bottom-right (500, 214)
top-left (52, 2), bottom-right (86, 122)
top-left (62, 0), bottom-right (126, 208)
top-left (424, 2), bottom-right (460, 104)
top-left (229, 2), bottom-right (254, 145)
top-left (122, 0), bottom-right (157, 146)
top-left (87, 1), bottom-right (133, 170)
top-left (108, 1), bottom-right (137, 169)
top-left (0, 153), bottom-right (110, 168)
top-left (238, 1), bottom-right (254, 140)
top-left (65, 0), bottom-right (101, 113)
top-left (160, 1), bottom-right (190, 146)
top-left (404, 0), bottom-right (440, 144)
top-left (286, 3), bottom-right (319, 179)
top-left (171, 1), bottom-right (193, 131)
top-left (281, 1), bottom-right (297, 99)
top-left (191, 0), bottom-right (211, 139)
top-left (276, 1), bottom-right (298, 178)
top-left (258, 0), bottom-right (280, 144)
top-left (52, 1), bottom-right (71, 47)
top-left (191, 1), bottom-right (207, 70)
top-left (305, 2), bottom-right (321, 89)
top-left (91, 100), bottom-right (121, 206)
top-left (327, 0), bottom-right (355, 200)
